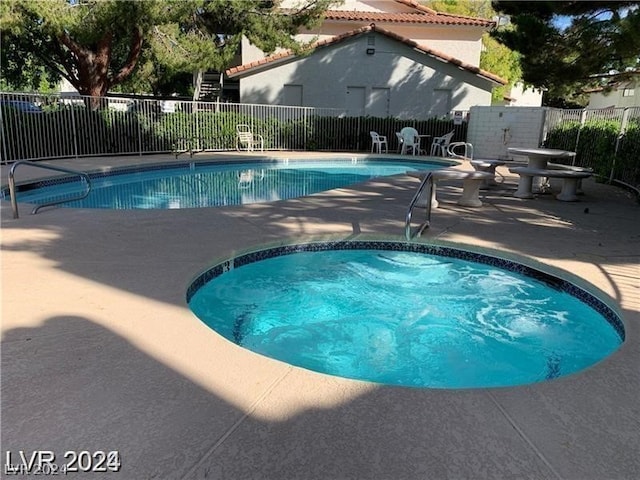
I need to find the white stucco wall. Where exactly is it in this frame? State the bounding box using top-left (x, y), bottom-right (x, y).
top-left (587, 92), bottom-right (618, 109)
top-left (269, 0), bottom-right (487, 67)
top-left (401, 25), bottom-right (483, 66)
top-left (504, 82), bottom-right (544, 107)
top-left (335, 0), bottom-right (408, 12)
top-left (235, 33), bottom-right (494, 119)
top-left (241, 38), bottom-right (271, 65)
top-left (282, 0), bottom-right (407, 13)
top-left (467, 106), bottom-right (547, 159)
top-left (587, 85), bottom-right (639, 109)
top-left (298, 23), bottom-right (484, 67)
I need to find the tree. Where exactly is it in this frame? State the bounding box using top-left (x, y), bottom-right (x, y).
top-left (425, 1), bottom-right (522, 103)
top-left (1, 0), bottom-right (169, 107)
top-left (491, 1), bottom-right (640, 106)
top-left (426, 0), bottom-right (494, 19)
top-left (480, 35), bottom-right (522, 104)
top-left (122, 0), bottom-right (337, 95)
top-left (0, 0), bottom-right (337, 103)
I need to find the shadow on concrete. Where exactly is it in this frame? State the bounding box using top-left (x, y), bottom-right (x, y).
top-left (1, 173), bottom-right (638, 313)
top-left (2, 314), bottom-right (639, 479)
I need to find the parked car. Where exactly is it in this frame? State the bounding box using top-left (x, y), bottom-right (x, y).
top-left (1, 100), bottom-right (43, 113)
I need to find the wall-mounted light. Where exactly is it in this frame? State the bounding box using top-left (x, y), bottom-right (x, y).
top-left (366, 48), bottom-right (375, 55)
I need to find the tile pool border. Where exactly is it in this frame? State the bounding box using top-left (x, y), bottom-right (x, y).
top-left (186, 239), bottom-right (625, 342)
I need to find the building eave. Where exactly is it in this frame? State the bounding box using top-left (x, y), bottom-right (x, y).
top-left (226, 24), bottom-right (506, 86)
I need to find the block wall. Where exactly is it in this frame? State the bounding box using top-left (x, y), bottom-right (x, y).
top-left (467, 106), bottom-right (547, 159)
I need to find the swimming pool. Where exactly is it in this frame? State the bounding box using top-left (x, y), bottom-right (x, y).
top-left (5, 157), bottom-right (451, 210)
top-left (187, 241), bottom-right (624, 389)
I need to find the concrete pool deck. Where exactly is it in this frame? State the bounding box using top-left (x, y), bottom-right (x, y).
top-left (1, 153), bottom-right (639, 479)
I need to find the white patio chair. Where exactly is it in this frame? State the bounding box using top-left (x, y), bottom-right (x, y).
top-left (395, 132), bottom-right (404, 153)
top-left (370, 131), bottom-right (388, 153)
top-left (238, 169), bottom-right (265, 189)
top-left (236, 124), bottom-right (264, 152)
top-left (430, 130), bottom-right (455, 157)
top-left (400, 127), bottom-right (421, 155)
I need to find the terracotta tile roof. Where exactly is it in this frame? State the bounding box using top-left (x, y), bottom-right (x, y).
top-left (322, 10), bottom-right (491, 26)
top-left (226, 24), bottom-right (507, 86)
top-left (324, 9), bottom-right (494, 27)
top-left (321, 0), bottom-right (494, 27)
top-left (282, 1), bottom-right (494, 27)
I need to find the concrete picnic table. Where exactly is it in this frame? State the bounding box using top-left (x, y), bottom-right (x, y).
top-left (507, 147), bottom-right (576, 192)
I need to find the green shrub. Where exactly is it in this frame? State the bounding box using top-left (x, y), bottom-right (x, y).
top-left (544, 121), bottom-right (580, 151)
top-left (614, 119), bottom-right (640, 189)
top-left (576, 119), bottom-right (621, 177)
top-left (545, 118), bottom-right (623, 179)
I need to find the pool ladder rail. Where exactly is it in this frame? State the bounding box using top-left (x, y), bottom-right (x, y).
top-left (8, 160), bottom-right (92, 219)
top-left (405, 171), bottom-right (434, 241)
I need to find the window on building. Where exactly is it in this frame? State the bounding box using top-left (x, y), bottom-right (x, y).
top-left (622, 88), bottom-right (635, 97)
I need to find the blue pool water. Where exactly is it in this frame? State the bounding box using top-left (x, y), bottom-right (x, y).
top-left (187, 242), bottom-right (624, 389)
top-left (8, 158), bottom-right (448, 210)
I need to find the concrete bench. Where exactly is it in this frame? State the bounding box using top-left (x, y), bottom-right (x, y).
top-left (509, 167), bottom-right (592, 201)
top-left (547, 163), bottom-right (594, 195)
top-left (408, 169), bottom-right (494, 208)
top-left (470, 159), bottom-right (509, 187)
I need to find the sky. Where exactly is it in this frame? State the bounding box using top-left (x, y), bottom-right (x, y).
top-left (552, 15), bottom-right (572, 31)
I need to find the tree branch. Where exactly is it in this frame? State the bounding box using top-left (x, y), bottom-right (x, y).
top-left (153, 26), bottom-right (193, 55)
top-left (109, 25), bottom-right (144, 87)
top-left (57, 30), bottom-right (90, 62)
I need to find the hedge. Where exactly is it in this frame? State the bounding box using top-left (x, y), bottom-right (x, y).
top-left (545, 118), bottom-right (639, 189)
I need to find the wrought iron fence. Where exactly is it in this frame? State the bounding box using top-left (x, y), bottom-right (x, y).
top-left (543, 106), bottom-right (640, 190)
top-left (0, 92), bottom-right (468, 163)
top-left (2, 91), bottom-right (637, 191)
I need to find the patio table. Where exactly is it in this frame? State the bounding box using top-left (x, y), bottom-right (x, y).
top-left (507, 147), bottom-right (576, 192)
top-left (398, 132), bottom-right (431, 155)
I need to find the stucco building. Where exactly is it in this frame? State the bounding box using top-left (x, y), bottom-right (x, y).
top-left (586, 73), bottom-right (639, 109)
top-left (205, 0), bottom-right (506, 119)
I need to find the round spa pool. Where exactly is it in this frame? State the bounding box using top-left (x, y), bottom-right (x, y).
top-left (5, 157), bottom-right (451, 210)
top-left (187, 241), bottom-right (624, 389)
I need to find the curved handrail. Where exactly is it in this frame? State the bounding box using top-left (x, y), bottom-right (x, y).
top-left (8, 160), bottom-right (92, 219)
top-left (405, 171), bottom-right (434, 240)
top-left (447, 141), bottom-right (474, 160)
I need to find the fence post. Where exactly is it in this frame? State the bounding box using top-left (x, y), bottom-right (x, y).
top-left (68, 104), bottom-right (79, 159)
top-left (195, 101), bottom-right (200, 151)
top-left (610, 107), bottom-right (630, 182)
top-left (136, 109), bottom-right (143, 156)
top-left (0, 108), bottom-right (7, 164)
top-left (572, 109), bottom-right (587, 164)
top-left (304, 108), bottom-right (308, 151)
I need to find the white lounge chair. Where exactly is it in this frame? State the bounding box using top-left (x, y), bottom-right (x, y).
top-left (236, 124), bottom-right (264, 152)
top-left (370, 131), bottom-right (388, 153)
top-left (430, 130), bottom-right (455, 157)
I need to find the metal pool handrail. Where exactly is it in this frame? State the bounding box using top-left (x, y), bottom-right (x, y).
top-left (405, 171), bottom-right (434, 240)
top-left (8, 160), bottom-right (92, 219)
